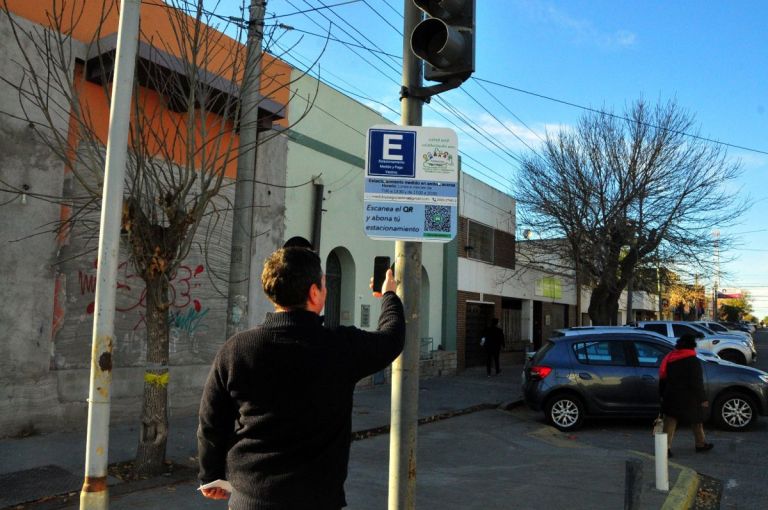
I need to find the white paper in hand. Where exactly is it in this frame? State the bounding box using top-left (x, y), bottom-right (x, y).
top-left (198, 479), bottom-right (233, 493)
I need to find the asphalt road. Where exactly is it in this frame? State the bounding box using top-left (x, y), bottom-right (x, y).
top-left (508, 328), bottom-right (768, 510)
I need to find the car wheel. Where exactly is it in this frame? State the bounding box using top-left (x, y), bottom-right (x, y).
top-left (713, 391), bottom-right (757, 431)
top-left (718, 349), bottom-right (747, 365)
top-left (545, 394), bottom-right (585, 432)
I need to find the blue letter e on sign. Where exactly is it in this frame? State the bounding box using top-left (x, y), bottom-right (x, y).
top-left (368, 129), bottom-right (416, 177)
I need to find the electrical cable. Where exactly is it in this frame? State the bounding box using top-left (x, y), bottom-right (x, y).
top-left (473, 76), bottom-right (768, 156)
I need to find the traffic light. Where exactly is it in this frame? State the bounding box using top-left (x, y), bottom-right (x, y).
top-left (411, 0), bottom-right (475, 84)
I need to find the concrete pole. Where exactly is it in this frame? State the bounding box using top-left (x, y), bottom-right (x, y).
top-left (226, 0), bottom-right (267, 339)
top-left (79, 1), bottom-right (141, 508)
top-left (388, 4), bottom-right (423, 509)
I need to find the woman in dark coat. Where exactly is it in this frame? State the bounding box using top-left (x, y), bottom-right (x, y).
top-left (659, 333), bottom-right (713, 455)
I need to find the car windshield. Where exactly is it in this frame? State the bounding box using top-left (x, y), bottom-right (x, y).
top-left (688, 323), bottom-right (713, 335)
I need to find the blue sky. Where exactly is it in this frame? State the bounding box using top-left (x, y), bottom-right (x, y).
top-left (206, 0), bottom-right (768, 318)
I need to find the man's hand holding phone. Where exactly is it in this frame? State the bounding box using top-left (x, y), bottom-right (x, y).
top-left (371, 268), bottom-right (396, 297)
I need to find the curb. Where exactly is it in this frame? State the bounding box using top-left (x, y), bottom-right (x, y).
top-left (6, 403), bottom-right (507, 510)
top-left (661, 467), bottom-right (699, 510)
top-left (352, 402), bottom-right (502, 440)
top-left (0, 464), bottom-right (197, 510)
top-left (629, 450), bottom-right (700, 510)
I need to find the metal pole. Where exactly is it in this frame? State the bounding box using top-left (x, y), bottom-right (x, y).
top-left (79, 1), bottom-right (140, 508)
top-left (713, 230), bottom-right (720, 320)
top-left (226, 0), bottom-right (267, 339)
top-left (389, 3), bottom-right (423, 509)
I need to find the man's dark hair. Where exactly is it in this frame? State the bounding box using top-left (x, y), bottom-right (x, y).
top-left (262, 247), bottom-right (323, 309)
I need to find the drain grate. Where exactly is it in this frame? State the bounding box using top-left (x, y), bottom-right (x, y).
top-left (0, 465), bottom-right (80, 508)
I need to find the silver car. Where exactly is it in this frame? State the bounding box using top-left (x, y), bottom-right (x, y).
top-left (633, 321), bottom-right (756, 365)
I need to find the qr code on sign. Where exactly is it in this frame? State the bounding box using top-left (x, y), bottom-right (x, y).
top-left (424, 205), bottom-right (451, 233)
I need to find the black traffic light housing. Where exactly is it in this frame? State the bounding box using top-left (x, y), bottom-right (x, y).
top-left (411, 0), bottom-right (475, 84)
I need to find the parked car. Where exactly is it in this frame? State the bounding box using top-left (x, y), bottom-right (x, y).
top-left (720, 321), bottom-right (753, 334)
top-left (632, 320), bottom-right (756, 365)
top-left (697, 320), bottom-right (753, 342)
top-left (522, 327), bottom-right (768, 432)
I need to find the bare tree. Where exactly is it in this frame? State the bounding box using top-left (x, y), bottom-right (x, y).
top-left (0, 0), bottom-right (318, 476)
top-left (515, 99), bottom-right (748, 325)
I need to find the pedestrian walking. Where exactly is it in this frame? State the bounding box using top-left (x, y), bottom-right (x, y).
top-left (197, 247), bottom-right (405, 509)
top-left (658, 333), bottom-right (714, 456)
top-left (481, 317), bottom-right (505, 376)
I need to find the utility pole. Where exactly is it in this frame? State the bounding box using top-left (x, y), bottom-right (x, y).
top-left (712, 231), bottom-right (719, 319)
top-left (226, 0), bottom-right (267, 340)
top-left (389, 2), bottom-right (474, 508)
top-left (388, 4), bottom-right (423, 509)
top-left (79, 1), bottom-right (141, 509)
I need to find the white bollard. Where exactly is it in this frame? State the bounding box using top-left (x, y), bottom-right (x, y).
top-left (654, 432), bottom-right (669, 491)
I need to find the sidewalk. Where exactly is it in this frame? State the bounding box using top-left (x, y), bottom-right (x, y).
top-left (0, 362), bottom-right (697, 509)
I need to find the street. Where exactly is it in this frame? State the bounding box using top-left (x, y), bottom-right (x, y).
top-left (4, 330), bottom-right (767, 509)
top-left (507, 328), bottom-right (768, 509)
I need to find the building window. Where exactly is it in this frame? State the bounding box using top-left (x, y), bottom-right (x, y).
top-left (466, 220), bottom-right (494, 263)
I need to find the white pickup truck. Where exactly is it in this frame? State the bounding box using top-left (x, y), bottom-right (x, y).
top-left (633, 321), bottom-right (756, 365)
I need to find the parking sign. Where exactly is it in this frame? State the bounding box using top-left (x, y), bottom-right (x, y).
top-left (364, 125), bottom-right (458, 242)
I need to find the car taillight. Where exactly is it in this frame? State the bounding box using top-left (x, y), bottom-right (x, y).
top-left (530, 366), bottom-right (552, 380)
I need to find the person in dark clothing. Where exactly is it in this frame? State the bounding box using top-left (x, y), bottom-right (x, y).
top-left (658, 333), bottom-right (713, 456)
top-left (482, 318), bottom-right (505, 376)
top-left (197, 247), bottom-right (405, 509)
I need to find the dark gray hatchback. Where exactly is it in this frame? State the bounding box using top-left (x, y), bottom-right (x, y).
top-left (522, 328), bottom-right (768, 432)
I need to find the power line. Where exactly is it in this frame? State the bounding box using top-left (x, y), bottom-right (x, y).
top-left (268, 0), bottom-right (363, 19)
top-left (275, 24), bottom-right (401, 58)
top-left (282, 0), bottom-right (518, 187)
top-left (473, 76), bottom-right (768, 156)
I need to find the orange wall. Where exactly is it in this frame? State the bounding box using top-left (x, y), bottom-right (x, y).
top-left (6, 0), bottom-right (291, 178)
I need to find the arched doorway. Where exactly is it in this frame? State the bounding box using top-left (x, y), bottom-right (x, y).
top-left (325, 247), bottom-right (356, 328)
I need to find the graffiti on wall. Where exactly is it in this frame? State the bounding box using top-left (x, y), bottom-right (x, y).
top-left (77, 259), bottom-right (210, 358)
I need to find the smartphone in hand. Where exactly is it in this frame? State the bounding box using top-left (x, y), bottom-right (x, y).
top-left (373, 256), bottom-right (390, 295)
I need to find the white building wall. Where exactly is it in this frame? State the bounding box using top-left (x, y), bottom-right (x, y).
top-left (278, 72), bottom-right (445, 343)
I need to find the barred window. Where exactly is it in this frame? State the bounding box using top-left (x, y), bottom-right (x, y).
top-left (467, 220), bottom-right (494, 263)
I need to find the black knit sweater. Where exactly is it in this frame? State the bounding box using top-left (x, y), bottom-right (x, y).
top-left (197, 291), bottom-right (405, 509)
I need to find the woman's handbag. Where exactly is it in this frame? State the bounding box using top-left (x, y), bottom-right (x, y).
top-left (652, 413), bottom-right (664, 435)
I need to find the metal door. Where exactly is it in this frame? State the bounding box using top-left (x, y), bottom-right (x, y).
top-left (465, 302), bottom-right (494, 367)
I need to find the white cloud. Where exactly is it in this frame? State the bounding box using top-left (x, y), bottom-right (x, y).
top-left (518, 0), bottom-right (638, 49)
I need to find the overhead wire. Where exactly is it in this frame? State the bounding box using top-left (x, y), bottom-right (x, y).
top-left (307, 0), bottom-right (522, 178)
top-left (174, 2), bottom-right (766, 159)
top-left (473, 76), bottom-right (768, 156)
top-left (272, 1), bottom-right (517, 186)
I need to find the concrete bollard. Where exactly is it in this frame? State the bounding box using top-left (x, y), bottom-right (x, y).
top-left (654, 432), bottom-right (669, 491)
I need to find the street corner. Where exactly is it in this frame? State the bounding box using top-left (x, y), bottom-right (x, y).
top-left (661, 466), bottom-right (699, 510)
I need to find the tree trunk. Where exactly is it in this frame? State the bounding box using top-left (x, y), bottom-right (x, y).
top-left (135, 277), bottom-right (170, 477)
top-left (588, 283), bottom-right (622, 325)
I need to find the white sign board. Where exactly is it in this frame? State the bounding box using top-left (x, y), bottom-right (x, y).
top-left (364, 125), bottom-right (458, 242)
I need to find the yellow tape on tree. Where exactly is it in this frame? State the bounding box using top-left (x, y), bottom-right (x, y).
top-left (144, 371), bottom-right (170, 387)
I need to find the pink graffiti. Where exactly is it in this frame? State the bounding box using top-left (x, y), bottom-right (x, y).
top-left (80, 261), bottom-right (206, 321)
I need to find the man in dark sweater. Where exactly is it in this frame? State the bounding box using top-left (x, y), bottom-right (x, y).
top-left (197, 247), bottom-right (404, 509)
